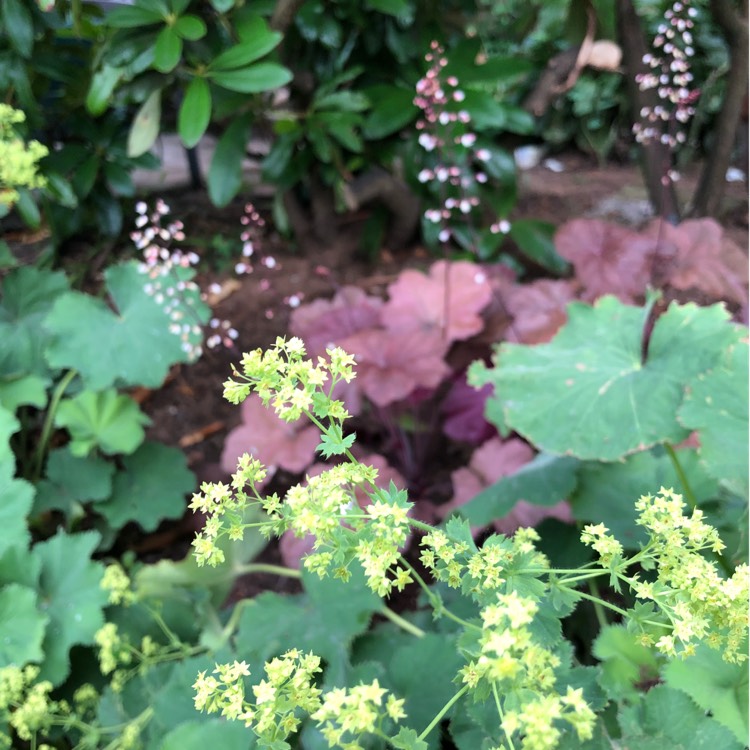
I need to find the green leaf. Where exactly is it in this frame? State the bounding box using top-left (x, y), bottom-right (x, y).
top-left (1, 0), bottom-right (34, 58)
top-left (173, 14), bottom-right (206, 40)
top-left (46, 261), bottom-right (208, 390)
top-left (86, 65), bottom-right (125, 116)
top-left (210, 33), bottom-right (283, 70)
top-left (34, 446), bottom-right (115, 515)
top-left (208, 114), bottom-right (252, 206)
top-left (209, 0), bottom-right (235, 10)
top-left (33, 531), bottom-right (108, 685)
top-left (0, 374), bottom-right (47, 412)
top-left (618, 684), bottom-right (744, 749)
top-left (366, 0), bottom-right (412, 16)
top-left (664, 644), bottom-right (749, 744)
top-left (160, 719), bottom-right (251, 750)
top-left (678, 342), bottom-right (749, 497)
top-left (317, 426), bottom-right (356, 458)
top-left (362, 85), bottom-right (417, 139)
top-left (105, 4), bottom-right (164, 27)
top-left (570, 446), bottom-right (719, 547)
top-left (178, 77), bottom-right (212, 148)
top-left (392, 728), bottom-right (428, 750)
top-left (0, 463), bottom-right (34, 557)
top-left (509, 219), bottom-right (570, 275)
top-left (96, 442), bottom-right (194, 532)
top-left (0, 266), bottom-right (69, 379)
top-left (0, 584), bottom-right (47, 667)
top-left (314, 90), bottom-right (370, 112)
top-left (470, 299), bottom-right (743, 461)
top-left (153, 26), bottom-right (182, 73)
top-left (210, 62), bottom-right (292, 93)
top-left (127, 89), bottom-right (162, 157)
top-left (0, 241), bottom-right (16, 269)
top-left (460, 454), bottom-right (579, 527)
top-left (55, 390), bottom-right (149, 457)
top-left (14, 187), bottom-right (41, 227)
top-left (592, 625), bottom-right (659, 700)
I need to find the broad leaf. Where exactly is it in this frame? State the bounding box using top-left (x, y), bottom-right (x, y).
top-left (153, 26), bottom-right (182, 72)
top-left (663, 644), bottom-right (749, 744)
top-left (106, 3), bottom-right (164, 27)
top-left (55, 389), bottom-right (149, 457)
top-left (470, 298), bottom-right (743, 460)
top-left (592, 625), bottom-right (659, 700)
top-left (178, 77), bottom-right (212, 148)
top-left (208, 114), bottom-right (252, 207)
top-left (0, 374), bottom-right (47, 412)
top-left (0, 584), bottom-right (47, 667)
top-left (33, 531), bottom-right (108, 685)
top-left (504, 279), bottom-right (577, 345)
top-left (127, 89), bottom-right (162, 157)
top-left (46, 261), bottom-right (208, 390)
top-left (510, 219), bottom-right (569, 275)
top-left (97, 442), bottom-right (194, 532)
top-left (173, 14), bottom-right (206, 40)
top-left (0, 266), bottom-right (69, 379)
top-left (0, 468), bottom-right (34, 556)
top-left (160, 719), bottom-right (251, 750)
top-left (210, 32), bottom-right (282, 70)
top-left (86, 65), bottom-right (125, 116)
top-left (362, 85), bottom-right (417, 139)
top-left (678, 342), bottom-right (749, 497)
top-left (210, 62), bottom-right (292, 93)
top-left (1, 0), bottom-right (34, 58)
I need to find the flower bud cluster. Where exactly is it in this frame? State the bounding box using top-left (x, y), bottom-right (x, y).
top-left (0, 105), bottom-right (48, 208)
top-left (0, 666), bottom-right (58, 744)
top-left (632, 0), bottom-right (698, 183)
top-left (414, 41), bottom-right (510, 250)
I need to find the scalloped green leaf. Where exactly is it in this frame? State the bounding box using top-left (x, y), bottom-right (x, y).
top-left (0, 467), bottom-right (34, 556)
top-left (0, 374), bottom-right (47, 412)
top-left (0, 266), bottom-right (69, 379)
top-left (96, 442), bottom-right (194, 532)
top-left (470, 298), bottom-right (743, 461)
top-left (0, 405), bottom-right (18, 469)
top-left (678, 342), bottom-right (749, 498)
top-left (33, 531), bottom-right (108, 685)
top-left (160, 719), bottom-right (251, 750)
top-left (0, 584), bottom-right (47, 667)
top-left (592, 624), bottom-right (659, 700)
top-left (46, 262), bottom-right (208, 390)
top-left (55, 389), bottom-right (149, 457)
top-left (33, 446), bottom-right (115, 515)
top-left (664, 644), bottom-right (749, 744)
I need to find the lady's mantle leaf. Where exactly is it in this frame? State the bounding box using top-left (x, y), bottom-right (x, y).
top-left (160, 719), bottom-right (250, 750)
top-left (470, 297), bottom-right (744, 461)
top-left (221, 392), bottom-right (320, 479)
top-left (32, 531), bottom-right (108, 685)
top-left (0, 584), bottom-right (47, 667)
top-left (678, 342), bottom-right (749, 498)
top-left (46, 262), bottom-right (208, 391)
top-left (592, 624), bottom-right (659, 700)
top-left (381, 260), bottom-right (492, 342)
top-left (55, 389), bottom-right (150, 457)
top-left (96, 442), bottom-right (195, 532)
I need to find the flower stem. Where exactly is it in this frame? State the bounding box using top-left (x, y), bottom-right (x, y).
top-left (32, 368), bottom-right (77, 480)
top-left (418, 684), bottom-right (469, 741)
top-left (378, 606), bottom-right (426, 638)
top-left (587, 577), bottom-right (609, 630)
top-left (664, 442), bottom-right (697, 509)
top-left (235, 563), bottom-right (302, 579)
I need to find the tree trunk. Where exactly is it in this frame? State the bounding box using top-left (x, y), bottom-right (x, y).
top-left (616, 0), bottom-right (681, 223)
top-left (690, 0), bottom-right (749, 217)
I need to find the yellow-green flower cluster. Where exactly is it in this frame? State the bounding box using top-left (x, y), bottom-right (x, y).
top-left (0, 665), bottom-right (60, 744)
top-left (311, 679), bottom-right (407, 749)
top-left (101, 563), bottom-right (136, 606)
top-left (194, 651), bottom-right (322, 743)
top-left (580, 523), bottom-right (623, 566)
top-left (630, 488), bottom-right (749, 662)
top-left (460, 592), bottom-right (595, 750)
top-left (95, 623), bottom-right (134, 677)
top-left (0, 105), bottom-right (48, 208)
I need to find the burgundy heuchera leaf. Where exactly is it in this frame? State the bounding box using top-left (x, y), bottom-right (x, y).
top-left (381, 260), bottom-right (492, 342)
top-left (441, 373), bottom-right (496, 445)
top-left (221, 393), bottom-right (320, 484)
top-left (505, 279), bottom-right (577, 344)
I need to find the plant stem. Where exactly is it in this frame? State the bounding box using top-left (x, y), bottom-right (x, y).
top-left (378, 606), bottom-right (426, 638)
top-left (587, 577), bottom-right (609, 630)
top-left (418, 684), bottom-right (469, 741)
top-left (574, 589), bottom-right (630, 619)
top-left (235, 563), bottom-right (302, 578)
top-left (32, 369), bottom-right (77, 480)
top-left (664, 442), bottom-right (697, 509)
top-left (493, 682), bottom-right (516, 750)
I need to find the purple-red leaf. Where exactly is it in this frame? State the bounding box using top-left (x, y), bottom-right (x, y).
top-left (505, 279), bottom-right (577, 344)
top-left (441, 373), bottom-right (496, 445)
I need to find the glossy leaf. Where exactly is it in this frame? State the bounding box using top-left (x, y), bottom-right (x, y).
top-left (178, 77), bottom-right (211, 148)
top-left (153, 26), bottom-right (182, 73)
top-left (208, 114), bottom-right (252, 206)
top-left (173, 14), bottom-right (206, 40)
top-left (510, 218), bottom-right (569, 275)
top-left (86, 65), bottom-right (125, 116)
top-left (210, 62), bottom-right (292, 93)
top-left (210, 33), bottom-right (283, 70)
top-left (1, 0), bottom-right (34, 58)
top-left (362, 85), bottom-right (417, 139)
top-left (470, 298), bottom-right (744, 460)
top-left (105, 4), bottom-right (164, 27)
top-left (127, 89), bottom-right (162, 157)
top-left (55, 389), bottom-right (149, 457)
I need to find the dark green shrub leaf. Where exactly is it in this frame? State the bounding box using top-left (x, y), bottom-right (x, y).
top-left (0, 584), bottom-right (47, 667)
top-left (174, 14), bottom-right (206, 40)
top-left (55, 390), bottom-right (149, 457)
top-left (96, 442), bottom-right (194, 532)
top-left (509, 218), bottom-right (569, 275)
top-left (470, 298), bottom-right (744, 461)
top-left (178, 77), bottom-right (212, 148)
top-left (208, 114), bottom-right (252, 206)
top-left (210, 33), bottom-right (283, 70)
top-left (678, 342), bottom-right (749, 498)
top-left (14, 187), bottom-right (41, 228)
top-left (362, 85), bottom-right (417, 139)
top-left (86, 65), bottom-right (125, 116)
top-left (1, 0), bottom-right (34, 58)
top-left (106, 4), bottom-right (164, 27)
top-left (314, 90), bottom-right (370, 112)
top-left (366, 0), bottom-right (413, 18)
top-left (32, 531), bottom-right (108, 685)
top-left (153, 26), bottom-right (182, 73)
top-left (209, 0), bottom-right (235, 10)
top-left (210, 62), bottom-right (292, 93)
top-left (127, 89), bottom-right (162, 157)
top-left (46, 262), bottom-right (208, 390)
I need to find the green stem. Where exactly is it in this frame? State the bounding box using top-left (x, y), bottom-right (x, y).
top-left (234, 563), bottom-right (302, 579)
top-left (587, 577), bottom-right (609, 630)
top-left (418, 685), bottom-right (469, 741)
top-left (378, 606), bottom-right (426, 638)
top-left (32, 369), bottom-right (77, 480)
top-left (493, 682), bottom-right (516, 750)
top-left (574, 589), bottom-right (630, 619)
top-left (664, 443), bottom-right (697, 509)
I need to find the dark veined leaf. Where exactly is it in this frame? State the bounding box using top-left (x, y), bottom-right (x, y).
top-left (178, 77), bottom-right (212, 148)
top-left (1, 0), bottom-right (35, 58)
top-left (208, 114), bottom-right (252, 206)
top-left (127, 89), bottom-right (162, 157)
top-left (209, 62), bottom-right (292, 93)
top-left (173, 14), bottom-right (206, 40)
top-left (153, 26), bottom-right (182, 72)
top-left (210, 32), bottom-right (283, 70)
